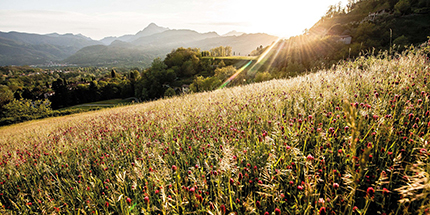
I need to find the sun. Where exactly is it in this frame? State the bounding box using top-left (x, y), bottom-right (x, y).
top-left (225, 0), bottom-right (345, 38)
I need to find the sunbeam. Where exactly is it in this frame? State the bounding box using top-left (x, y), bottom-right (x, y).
top-left (218, 37), bottom-right (283, 89)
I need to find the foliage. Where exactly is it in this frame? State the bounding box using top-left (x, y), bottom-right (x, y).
top-left (210, 46), bottom-right (233, 57)
top-left (250, 45), bottom-right (267, 56)
top-left (395, 0), bottom-right (411, 14)
top-left (254, 71), bottom-right (272, 82)
top-left (164, 87), bottom-right (176, 97)
top-left (393, 35), bottom-right (410, 50)
top-left (164, 48), bottom-right (202, 78)
top-left (0, 85), bottom-right (13, 106)
top-left (260, 0), bottom-right (430, 79)
top-left (1, 99), bottom-right (52, 125)
top-left (2, 99), bottom-right (51, 117)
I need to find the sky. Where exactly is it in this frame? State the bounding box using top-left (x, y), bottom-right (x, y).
top-left (0, 0), bottom-right (345, 40)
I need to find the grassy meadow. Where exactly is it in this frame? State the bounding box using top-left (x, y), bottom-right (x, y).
top-left (0, 45), bottom-right (430, 214)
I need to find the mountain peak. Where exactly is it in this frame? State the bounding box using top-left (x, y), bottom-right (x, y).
top-left (223, 30), bottom-right (245, 37)
top-left (135, 23), bottom-right (169, 38)
top-left (147, 23), bottom-right (159, 27)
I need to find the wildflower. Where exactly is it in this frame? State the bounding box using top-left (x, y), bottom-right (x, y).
top-left (307, 154), bottom-right (314, 161)
top-left (367, 187), bottom-right (374, 197)
top-left (105, 202), bottom-right (109, 207)
top-left (298, 185), bottom-right (303, 190)
top-left (333, 183), bottom-right (339, 189)
top-left (220, 204), bottom-right (226, 214)
top-left (382, 188), bottom-right (390, 195)
top-left (319, 207), bottom-right (326, 215)
top-left (172, 165), bottom-right (177, 171)
top-left (126, 197), bottom-right (132, 204)
top-left (144, 196), bottom-right (149, 203)
top-left (230, 178), bottom-right (234, 185)
top-left (275, 208), bottom-right (281, 215)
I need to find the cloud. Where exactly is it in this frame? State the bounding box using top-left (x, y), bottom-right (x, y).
top-left (0, 10), bottom-right (156, 39)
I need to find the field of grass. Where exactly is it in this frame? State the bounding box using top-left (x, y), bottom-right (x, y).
top-left (202, 56), bottom-right (258, 61)
top-left (59, 98), bottom-right (137, 111)
top-left (0, 46), bottom-right (429, 214)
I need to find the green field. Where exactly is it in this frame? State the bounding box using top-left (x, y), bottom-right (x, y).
top-left (59, 98), bottom-right (138, 111)
top-left (202, 56), bottom-right (258, 61)
top-left (0, 47), bottom-right (429, 214)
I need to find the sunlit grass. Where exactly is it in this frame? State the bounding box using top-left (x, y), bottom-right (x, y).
top-left (0, 45), bottom-right (429, 214)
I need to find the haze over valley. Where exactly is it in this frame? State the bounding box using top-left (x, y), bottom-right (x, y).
top-left (0, 23), bottom-right (277, 66)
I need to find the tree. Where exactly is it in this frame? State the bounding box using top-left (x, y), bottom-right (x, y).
top-left (214, 65), bottom-right (237, 80)
top-left (0, 85), bottom-right (13, 107)
top-left (164, 87), bottom-right (176, 97)
top-left (393, 35), bottom-right (410, 50)
top-left (395, 0), bottom-right (411, 14)
top-left (2, 99), bottom-right (51, 119)
top-left (210, 46), bottom-right (233, 57)
top-left (111, 69), bottom-right (117, 78)
top-left (51, 78), bottom-right (70, 109)
top-left (164, 48), bottom-right (201, 78)
top-left (129, 70), bottom-right (140, 82)
top-left (254, 72), bottom-right (273, 83)
top-left (191, 76), bottom-right (221, 92)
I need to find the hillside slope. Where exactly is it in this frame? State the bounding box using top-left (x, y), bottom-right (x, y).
top-left (1, 44), bottom-right (429, 213)
top-left (0, 32), bottom-right (102, 65)
top-left (262, 0), bottom-right (430, 78)
top-left (66, 32), bottom-right (278, 67)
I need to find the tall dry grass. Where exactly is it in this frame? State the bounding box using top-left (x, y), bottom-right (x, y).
top-left (0, 44), bottom-right (429, 214)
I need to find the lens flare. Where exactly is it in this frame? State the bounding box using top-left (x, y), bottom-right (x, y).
top-left (218, 37), bottom-right (282, 89)
top-left (218, 60), bottom-right (252, 89)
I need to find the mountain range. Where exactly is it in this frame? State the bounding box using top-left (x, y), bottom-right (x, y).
top-left (0, 23), bottom-right (277, 67)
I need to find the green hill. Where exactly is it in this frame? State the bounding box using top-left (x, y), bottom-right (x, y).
top-left (0, 32), bottom-right (102, 66)
top-left (260, 0), bottom-right (430, 78)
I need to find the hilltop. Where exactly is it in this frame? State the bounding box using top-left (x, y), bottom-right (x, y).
top-left (256, 0), bottom-right (430, 78)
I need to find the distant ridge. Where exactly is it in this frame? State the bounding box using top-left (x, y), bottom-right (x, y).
top-left (0, 31), bottom-right (101, 66)
top-left (100, 23), bottom-right (169, 45)
top-left (0, 23), bottom-right (278, 66)
top-left (223, 30), bottom-right (245, 37)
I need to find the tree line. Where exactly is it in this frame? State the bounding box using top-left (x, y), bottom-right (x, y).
top-left (2, 0), bottom-right (429, 125)
top-left (0, 47), bottom-right (244, 125)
